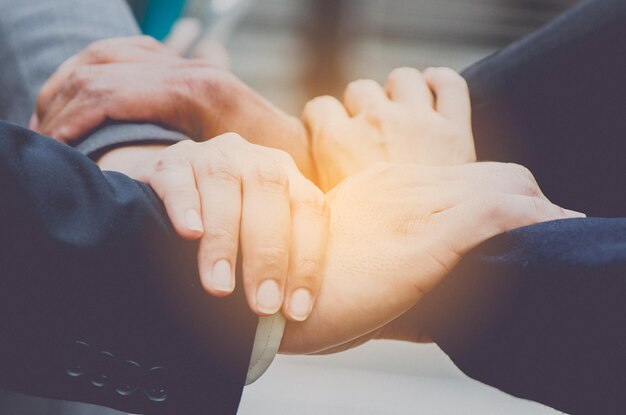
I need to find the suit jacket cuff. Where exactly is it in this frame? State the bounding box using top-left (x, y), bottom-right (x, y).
top-left (75, 123), bottom-right (188, 159)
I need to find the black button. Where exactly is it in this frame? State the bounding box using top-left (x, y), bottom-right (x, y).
top-left (116, 360), bottom-right (143, 396)
top-left (90, 351), bottom-right (114, 388)
top-left (66, 341), bottom-right (90, 378)
top-left (144, 366), bottom-right (168, 402)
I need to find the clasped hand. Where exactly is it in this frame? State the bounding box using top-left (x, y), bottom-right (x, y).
top-left (32, 37), bottom-right (583, 354)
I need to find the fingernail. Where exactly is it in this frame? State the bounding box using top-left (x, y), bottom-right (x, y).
top-left (256, 279), bottom-right (282, 315)
top-left (29, 114), bottom-right (39, 130)
top-left (289, 288), bottom-right (312, 321)
top-left (185, 209), bottom-right (204, 232)
top-left (211, 260), bottom-right (234, 293)
top-left (565, 209), bottom-right (586, 218)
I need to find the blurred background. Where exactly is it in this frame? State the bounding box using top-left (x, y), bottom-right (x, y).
top-left (131, 0), bottom-right (576, 113)
top-left (137, 1), bottom-right (577, 414)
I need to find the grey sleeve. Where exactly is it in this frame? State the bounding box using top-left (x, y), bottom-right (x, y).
top-left (0, 0), bottom-right (186, 158)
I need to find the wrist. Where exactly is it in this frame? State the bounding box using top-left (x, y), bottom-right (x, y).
top-left (189, 69), bottom-right (316, 179)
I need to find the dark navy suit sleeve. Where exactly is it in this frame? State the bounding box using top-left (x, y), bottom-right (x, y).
top-left (0, 121), bottom-right (256, 414)
top-left (412, 218), bottom-right (626, 415)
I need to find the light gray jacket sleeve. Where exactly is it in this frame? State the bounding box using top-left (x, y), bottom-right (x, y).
top-left (0, 0), bottom-right (186, 158)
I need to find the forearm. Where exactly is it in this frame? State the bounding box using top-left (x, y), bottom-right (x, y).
top-left (462, 0), bottom-right (626, 216)
top-left (0, 122), bottom-right (256, 414)
top-left (412, 218), bottom-right (626, 414)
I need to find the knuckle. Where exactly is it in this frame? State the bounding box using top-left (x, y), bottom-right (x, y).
top-left (200, 158), bottom-right (240, 183)
top-left (82, 40), bottom-right (109, 62)
top-left (303, 95), bottom-right (336, 118)
top-left (365, 103), bottom-right (391, 126)
top-left (388, 66), bottom-right (419, 81)
top-left (306, 95), bottom-right (336, 108)
top-left (251, 158), bottom-right (288, 187)
top-left (68, 67), bottom-right (100, 95)
top-left (174, 139), bottom-right (196, 151)
top-left (203, 226), bottom-right (237, 246)
top-left (295, 186), bottom-right (327, 215)
top-left (215, 132), bottom-right (245, 146)
top-left (251, 244), bottom-right (289, 272)
top-left (345, 79), bottom-right (378, 96)
top-left (68, 68), bottom-right (90, 88)
top-left (292, 257), bottom-right (323, 282)
top-left (437, 67), bottom-right (468, 89)
top-left (266, 147), bottom-right (295, 167)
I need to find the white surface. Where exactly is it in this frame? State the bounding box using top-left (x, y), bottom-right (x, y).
top-left (240, 341), bottom-right (566, 415)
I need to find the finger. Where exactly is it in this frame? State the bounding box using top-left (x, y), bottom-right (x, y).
top-left (144, 151), bottom-right (204, 240)
top-left (240, 153), bottom-right (291, 316)
top-left (302, 95), bottom-right (349, 135)
top-left (194, 144), bottom-right (243, 297)
top-left (440, 194), bottom-right (585, 258)
top-left (343, 79), bottom-right (388, 116)
top-left (36, 55), bottom-right (81, 122)
top-left (385, 67), bottom-right (434, 109)
top-left (36, 37), bottom-right (177, 121)
top-left (37, 81), bottom-right (82, 139)
top-left (39, 93), bottom-right (107, 142)
top-left (423, 67), bottom-right (471, 128)
top-left (284, 182), bottom-right (328, 321)
top-left (38, 64), bottom-right (105, 138)
top-left (263, 149), bottom-right (329, 321)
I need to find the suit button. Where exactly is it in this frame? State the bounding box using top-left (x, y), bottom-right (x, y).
top-left (90, 351), bottom-right (114, 388)
top-left (144, 366), bottom-right (168, 402)
top-left (66, 341), bottom-right (90, 377)
top-left (116, 360), bottom-right (143, 396)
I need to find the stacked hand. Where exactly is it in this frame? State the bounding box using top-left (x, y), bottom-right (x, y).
top-left (33, 36), bottom-right (583, 355)
top-left (281, 161), bottom-right (581, 353)
top-left (31, 36), bottom-right (313, 178)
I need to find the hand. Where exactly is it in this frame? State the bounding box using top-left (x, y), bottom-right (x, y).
top-left (303, 67), bottom-right (475, 191)
top-left (32, 36), bottom-right (314, 178)
top-left (115, 133), bottom-right (328, 322)
top-left (280, 162), bottom-right (584, 354)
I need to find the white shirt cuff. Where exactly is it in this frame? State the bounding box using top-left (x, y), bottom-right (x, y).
top-left (245, 313), bottom-right (286, 385)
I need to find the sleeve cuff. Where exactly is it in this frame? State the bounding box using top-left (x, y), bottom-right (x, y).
top-left (245, 314), bottom-right (286, 385)
top-left (75, 122), bottom-right (188, 159)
